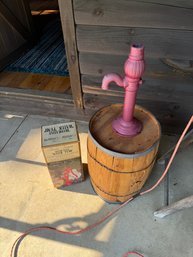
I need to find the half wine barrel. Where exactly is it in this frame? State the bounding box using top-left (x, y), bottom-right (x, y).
top-left (87, 104), bottom-right (161, 203)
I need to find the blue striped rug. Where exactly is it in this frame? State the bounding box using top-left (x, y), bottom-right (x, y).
top-left (6, 18), bottom-right (69, 76)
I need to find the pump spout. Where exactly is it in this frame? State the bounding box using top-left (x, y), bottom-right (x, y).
top-left (102, 73), bottom-right (124, 90)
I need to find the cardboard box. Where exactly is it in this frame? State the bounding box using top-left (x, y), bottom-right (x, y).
top-left (41, 122), bottom-right (84, 188)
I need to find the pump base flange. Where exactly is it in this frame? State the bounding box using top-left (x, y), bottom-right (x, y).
top-left (112, 116), bottom-right (142, 136)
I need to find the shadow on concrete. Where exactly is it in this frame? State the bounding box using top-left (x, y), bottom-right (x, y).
top-left (1, 202), bottom-right (124, 257)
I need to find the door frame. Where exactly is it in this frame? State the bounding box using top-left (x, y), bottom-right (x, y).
top-left (0, 0), bottom-right (84, 113)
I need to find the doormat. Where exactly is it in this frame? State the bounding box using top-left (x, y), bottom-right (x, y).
top-left (5, 17), bottom-right (69, 76)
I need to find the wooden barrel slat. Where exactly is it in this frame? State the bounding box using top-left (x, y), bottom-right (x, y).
top-left (113, 157), bottom-right (134, 173)
top-left (132, 144), bottom-right (159, 172)
top-left (96, 147), bottom-right (114, 168)
top-left (88, 152), bottom-right (155, 194)
top-left (87, 104), bottom-right (161, 203)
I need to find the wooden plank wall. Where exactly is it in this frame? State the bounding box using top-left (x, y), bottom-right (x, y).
top-left (3, 0), bottom-right (33, 31)
top-left (73, 0), bottom-right (193, 132)
top-left (0, 0), bottom-right (32, 60)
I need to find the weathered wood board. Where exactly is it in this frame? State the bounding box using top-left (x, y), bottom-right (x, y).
top-left (79, 53), bottom-right (190, 79)
top-left (82, 74), bottom-right (193, 104)
top-left (83, 93), bottom-right (193, 134)
top-left (0, 88), bottom-right (93, 123)
top-left (134, 0), bottom-right (193, 9)
top-left (77, 25), bottom-right (193, 60)
top-left (58, 0), bottom-right (83, 108)
top-left (73, 0), bottom-right (193, 30)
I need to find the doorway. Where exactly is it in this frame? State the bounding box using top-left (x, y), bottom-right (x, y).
top-left (0, 0), bottom-right (71, 95)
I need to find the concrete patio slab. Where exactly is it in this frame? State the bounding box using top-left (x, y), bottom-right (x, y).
top-left (169, 143), bottom-right (193, 203)
top-left (0, 112), bottom-right (193, 257)
top-left (0, 111), bottom-right (26, 151)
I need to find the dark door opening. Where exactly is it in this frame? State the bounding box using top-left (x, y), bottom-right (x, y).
top-left (0, 0), bottom-right (71, 95)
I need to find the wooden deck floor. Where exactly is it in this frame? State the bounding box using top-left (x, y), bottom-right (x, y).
top-left (0, 71), bottom-right (71, 94)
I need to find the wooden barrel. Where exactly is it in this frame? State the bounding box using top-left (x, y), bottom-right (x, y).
top-left (87, 104), bottom-right (161, 203)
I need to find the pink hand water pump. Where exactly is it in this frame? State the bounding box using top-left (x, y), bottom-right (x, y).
top-left (102, 44), bottom-right (145, 136)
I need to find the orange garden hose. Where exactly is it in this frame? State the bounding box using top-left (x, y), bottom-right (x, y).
top-left (10, 116), bottom-right (193, 257)
top-left (140, 115), bottom-right (193, 196)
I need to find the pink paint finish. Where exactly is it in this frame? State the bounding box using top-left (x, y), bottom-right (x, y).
top-left (101, 73), bottom-right (124, 90)
top-left (102, 44), bottom-right (145, 136)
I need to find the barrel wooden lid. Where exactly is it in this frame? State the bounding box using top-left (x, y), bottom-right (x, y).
top-left (89, 104), bottom-right (161, 154)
